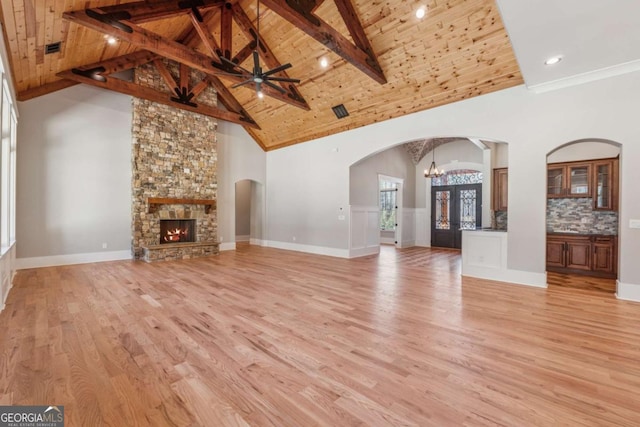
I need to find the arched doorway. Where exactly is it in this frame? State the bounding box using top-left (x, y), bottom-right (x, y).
top-left (234, 179), bottom-right (265, 245)
top-left (545, 139), bottom-right (621, 292)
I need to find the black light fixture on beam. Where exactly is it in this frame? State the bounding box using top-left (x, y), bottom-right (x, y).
top-left (71, 66), bottom-right (107, 82)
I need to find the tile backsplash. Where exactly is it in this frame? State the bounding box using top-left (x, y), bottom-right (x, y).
top-left (547, 198), bottom-right (618, 235)
top-left (494, 211), bottom-right (508, 230)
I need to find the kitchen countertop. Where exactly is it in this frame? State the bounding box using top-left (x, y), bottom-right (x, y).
top-left (547, 231), bottom-right (617, 236)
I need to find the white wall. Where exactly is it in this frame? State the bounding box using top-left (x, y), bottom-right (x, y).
top-left (349, 145), bottom-right (416, 207)
top-left (265, 70), bottom-right (640, 294)
top-left (548, 140), bottom-right (620, 163)
top-left (17, 85), bottom-right (132, 266)
top-left (216, 121), bottom-right (266, 249)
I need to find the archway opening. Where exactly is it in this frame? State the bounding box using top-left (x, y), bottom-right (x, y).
top-left (234, 179), bottom-right (265, 246)
top-left (545, 139), bottom-right (622, 292)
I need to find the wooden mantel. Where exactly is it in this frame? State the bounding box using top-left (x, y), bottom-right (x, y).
top-left (147, 197), bottom-right (217, 214)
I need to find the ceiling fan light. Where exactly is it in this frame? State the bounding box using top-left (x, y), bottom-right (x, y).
top-left (257, 90), bottom-right (264, 99)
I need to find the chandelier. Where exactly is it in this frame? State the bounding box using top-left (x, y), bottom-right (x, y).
top-left (424, 145), bottom-right (444, 178)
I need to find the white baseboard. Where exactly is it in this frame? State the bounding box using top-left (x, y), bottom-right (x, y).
top-left (463, 266), bottom-right (547, 288)
top-left (380, 237), bottom-right (395, 245)
top-left (398, 239), bottom-right (415, 249)
top-left (235, 235), bottom-right (250, 242)
top-left (616, 280), bottom-right (640, 302)
top-left (219, 242), bottom-right (237, 251)
top-left (16, 250), bottom-right (131, 270)
top-left (249, 238), bottom-right (265, 246)
top-left (263, 240), bottom-right (349, 258)
top-left (349, 246), bottom-right (380, 258)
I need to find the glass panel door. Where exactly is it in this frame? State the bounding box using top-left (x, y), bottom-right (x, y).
top-left (432, 184), bottom-right (481, 249)
top-left (568, 164), bottom-right (590, 196)
top-left (459, 189), bottom-right (478, 230)
top-left (435, 190), bottom-right (450, 230)
top-left (547, 167), bottom-right (564, 196)
top-left (595, 162), bottom-right (611, 209)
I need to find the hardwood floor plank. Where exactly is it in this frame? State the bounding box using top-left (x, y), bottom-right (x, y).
top-left (1, 245), bottom-right (640, 426)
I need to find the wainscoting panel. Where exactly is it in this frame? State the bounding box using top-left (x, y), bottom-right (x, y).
top-left (0, 243), bottom-right (16, 312)
top-left (349, 206), bottom-right (380, 258)
top-left (399, 208), bottom-right (416, 248)
top-left (415, 208), bottom-right (430, 247)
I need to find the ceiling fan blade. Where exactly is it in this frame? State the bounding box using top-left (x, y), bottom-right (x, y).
top-left (262, 63), bottom-right (292, 77)
top-left (265, 76), bottom-right (300, 83)
top-left (264, 80), bottom-right (287, 94)
top-left (231, 79), bottom-right (255, 89)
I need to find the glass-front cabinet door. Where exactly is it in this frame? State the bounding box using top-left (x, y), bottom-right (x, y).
top-left (547, 167), bottom-right (565, 197)
top-left (593, 160), bottom-right (612, 210)
top-left (567, 164), bottom-right (591, 197)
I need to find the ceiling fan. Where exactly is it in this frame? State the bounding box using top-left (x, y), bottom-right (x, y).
top-left (213, 0), bottom-right (300, 98)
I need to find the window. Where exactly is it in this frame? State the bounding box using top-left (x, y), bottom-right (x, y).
top-left (379, 180), bottom-right (398, 231)
top-left (0, 53), bottom-right (17, 250)
top-left (431, 170), bottom-right (483, 186)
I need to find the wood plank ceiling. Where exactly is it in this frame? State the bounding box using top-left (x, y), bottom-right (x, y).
top-left (0, 0), bottom-right (523, 150)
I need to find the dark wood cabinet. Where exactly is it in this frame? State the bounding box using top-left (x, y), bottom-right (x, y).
top-left (565, 238), bottom-right (591, 271)
top-left (547, 157), bottom-right (618, 210)
top-left (492, 168), bottom-right (508, 211)
top-left (592, 236), bottom-right (616, 274)
top-left (547, 234), bottom-right (617, 278)
top-left (592, 158), bottom-right (619, 211)
top-left (547, 162), bottom-right (591, 198)
top-left (546, 239), bottom-right (566, 268)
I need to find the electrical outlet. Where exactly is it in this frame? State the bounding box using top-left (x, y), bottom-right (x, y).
top-left (102, 243), bottom-right (108, 249)
top-left (630, 219), bottom-right (640, 229)
top-left (292, 236), bottom-right (297, 241)
top-left (581, 217), bottom-right (589, 224)
top-left (219, 236), bottom-right (224, 242)
top-left (338, 215), bottom-right (345, 221)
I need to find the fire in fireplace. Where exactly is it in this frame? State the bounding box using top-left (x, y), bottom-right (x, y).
top-left (160, 219), bottom-right (196, 244)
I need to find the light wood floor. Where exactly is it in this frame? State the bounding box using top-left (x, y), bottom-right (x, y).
top-left (2, 245), bottom-right (640, 426)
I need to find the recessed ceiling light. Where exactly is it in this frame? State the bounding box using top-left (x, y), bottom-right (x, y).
top-left (416, 6), bottom-right (427, 19)
top-left (319, 57), bottom-right (329, 68)
top-left (544, 55), bottom-right (562, 66)
top-left (257, 90), bottom-right (264, 99)
top-left (104, 35), bottom-right (117, 45)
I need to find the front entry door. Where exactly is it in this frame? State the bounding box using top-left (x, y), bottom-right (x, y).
top-left (431, 184), bottom-right (482, 249)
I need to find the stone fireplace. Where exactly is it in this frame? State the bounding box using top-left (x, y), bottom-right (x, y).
top-left (131, 60), bottom-right (219, 262)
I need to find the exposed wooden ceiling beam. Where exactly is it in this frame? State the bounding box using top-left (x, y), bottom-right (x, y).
top-left (230, 3), bottom-right (308, 108)
top-left (90, 50), bottom-right (161, 75)
top-left (333, 0), bottom-right (380, 64)
top-left (57, 68), bottom-right (259, 129)
top-left (220, 3), bottom-right (233, 60)
top-left (18, 50), bottom-right (161, 101)
top-left (64, 10), bottom-right (217, 74)
top-left (188, 11), bottom-right (223, 61)
top-left (63, 8), bottom-right (308, 109)
top-left (18, 80), bottom-right (79, 102)
top-left (260, 0), bottom-right (386, 84)
top-left (94, 0), bottom-right (226, 24)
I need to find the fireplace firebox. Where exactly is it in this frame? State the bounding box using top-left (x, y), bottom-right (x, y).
top-left (160, 219), bottom-right (196, 244)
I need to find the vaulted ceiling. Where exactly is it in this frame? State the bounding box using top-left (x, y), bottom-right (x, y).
top-left (0, 0), bottom-right (523, 150)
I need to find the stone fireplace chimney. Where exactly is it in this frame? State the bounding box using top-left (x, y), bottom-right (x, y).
top-left (131, 60), bottom-right (219, 261)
